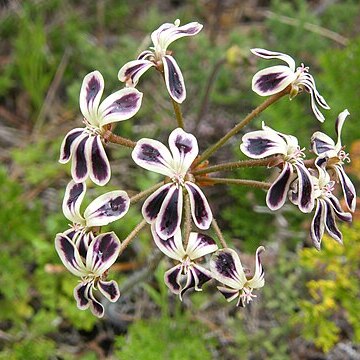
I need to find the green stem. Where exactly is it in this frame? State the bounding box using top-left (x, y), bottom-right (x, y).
top-left (183, 193), bottom-right (192, 248)
top-left (130, 182), bottom-right (164, 204)
top-left (194, 87), bottom-right (289, 166)
top-left (211, 218), bottom-right (228, 248)
top-left (196, 176), bottom-right (271, 189)
top-left (171, 98), bottom-right (185, 129)
top-left (119, 219), bottom-right (148, 255)
top-left (192, 158), bottom-right (274, 176)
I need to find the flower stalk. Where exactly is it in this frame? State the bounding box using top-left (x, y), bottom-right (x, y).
top-left (194, 87), bottom-right (290, 166)
top-left (196, 176), bottom-right (271, 189)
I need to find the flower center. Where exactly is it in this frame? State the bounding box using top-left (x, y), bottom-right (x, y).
top-left (83, 118), bottom-right (101, 136)
top-left (181, 256), bottom-right (192, 275)
top-left (240, 286), bottom-right (257, 305)
top-left (338, 150), bottom-right (351, 164)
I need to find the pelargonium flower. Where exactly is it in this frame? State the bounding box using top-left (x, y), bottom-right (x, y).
top-left (311, 109), bottom-right (356, 212)
top-left (55, 231), bottom-right (121, 317)
top-left (240, 122), bottom-right (314, 212)
top-left (152, 226), bottom-right (218, 300)
top-left (132, 128), bottom-right (212, 240)
top-left (59, 70), bottom-right (143, 186)
top-left (251, 48), bottom-right (330, 122)
top-left (304, 159), bottom-right (352, 250)
top-left (118, 19), bottom-right (203, 104)
top-left (62, 180), bottom-right (130, 256)
top-left (210, 247), bottom-right (265, 307)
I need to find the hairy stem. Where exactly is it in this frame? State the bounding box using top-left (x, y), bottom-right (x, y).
top-left (192, 158), bottom-right (274, 175)
top-left (183, 193), bottom-right (192, 248)
top-left (212, 218), bottom-right (228, 248)
top-left (119, 219), bottom-right (148, 255)
top-left (103, 130), bottom-right (137, 148)
top-left (130, 181), bottom-right (164, 204)
top-left (171, 98), bottom-right (185, 129)
top-left (196, 176), bottom-right (271, 189)
top-left (194, 87), bottom-right (290, 166)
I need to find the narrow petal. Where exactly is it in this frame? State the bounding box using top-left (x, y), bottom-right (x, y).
top-left (334, 165), bottom-right (356, 212)
top-left (163, 55), bottom-right (186, 103)
top-left (335, 109), bottom-right (350, 149)
top-left (84, 190), bottom-right (130, 227)
top-left (62, 180), bottom-right (86, 224)
top-left (311, 131), bottom-right (335, 155)
top-left (301, 78), bottom-right (328, 122)
top-left (217, 286), bottom-right (240, 303)
top-left (79, 71), bottom-right (104, 126)
top-left (186, 232), bottom-right (218, 260)
top-left (324, 201), bottom-right (343, 244)
top-left (137, 50), bottom-right (153, 60)
top-left (210, 248), bottom-right (247, 290)
top-left (55, 233), bottom-right (86, 277)
top-left (151, 226), bottom-right (185, 260)
top-left (185, 182), bottom-right (212, 230)
top-left (326, 195), bottom-right (352, 222)
top-left (310, 200), bottom-right (326, 250)
top-left (151, 22), bottom-right (176, 49)
top-left (240, 130), bottom-right (288, 158)
top-left (191, 264), bottom-right (213, 291)
top-left (168, 128), bottom-right (199, 175)
top-left (98, 280), bottom-right (120, 302)
top-left (59, 128), bottom-right (84, 164)
top-left (252, 65), bottom-right (296, 96)
top-left (71, 134), bottom-right (90, 183)
top-left (155, 185), bottom-right (183, 240)
top-left (99, 88), bottom-right (143, 126)
top-left (294, 162), bottom-right (314, 213)
top-left (86, 135), bottom-right (111, 186)
top-left (164, 265), bottom-right (182, 294)
top-left (250, 48), bottom-right (296, 71)
top-left (142, 183), bottom-right (173, 223)
top-left (247, 246), bottom-right (265, 289)
top-left (266, 162), bottom-right (293, 211)
top-left (179, 271), bottom-right (196, 300)
top-left (88, 287), bottom-right (104, 318)
top-left (76, 231), bottom-right (94, 259)
top-left (132, 138), bottom-right (175, 177)
top-left (118, 59), bottom-right (155, 87)
top-left (73, 282), bottom-right (91, 310)
top-left (86, 232), bottom-right (121, 275)
top-left (156, 21), bottom-right (203, 51)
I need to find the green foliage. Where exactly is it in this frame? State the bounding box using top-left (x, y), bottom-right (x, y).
top-left (294, 223), bottom-right (360, 352)
top-left (115, 315), bottom-right (214, 360)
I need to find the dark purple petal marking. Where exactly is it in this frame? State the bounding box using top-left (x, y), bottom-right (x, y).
top-left (74, 282), bottom-right (90, 309)
top-left (266, 163), bottom-right (292, 210)
top-left (213, 251), bottom-right (239, 281)
top-left (192, 265), bottom-right (212, 290)
top-left (163, 55), bottom-right (185, 103)
top-left (174, 134), bottom-right (193, 156)
top-left (157, 186), bottom-right (181, 239)
top-left (91, 233), bottom-right (119, 271)
top-left (185, 183), bottom-right (212, 229)
top-left (310, 200), bottom-right (325, 250)
top-left (326, 195), bottom-right (352, 222)
top-left (245, 138), bottom-right (278, 156)
top-left (89, 136), bottom-right (110, 185)
top-left (324, 201), bottom-right (342, 243)
top-left (139, 143), bottom-right (163, 163)
top-left (143, 184), bottom-right (172, 222)
top-left (164, 266), bottom-right (182, 294)
top-left (98, 280), bottom-right (120, 302)
top-left (335, 165), bottom-right (356, 212)
top-left (90, 195), bottom-right (128, 220)
top-left (217, 287), bottom-right (239, 301)
top-left (255, 72), bottom-right (288, 93)
top-left (74, 136), bottom-right (89, 181)
top-left (180, 271), bottom-right (196, 299)
top-left (66, 182), bottom-right (85, 214)
top-left (312, 138), bottom-right (334, 154)
top-left (60, 129), bottom-right (83, 163)
top-left (103, 93), bottom-right (141, 117)
top-left (88, 289), bottom-right (104, 318)
top-left (294, 162), bottom-right (314, 213)
top-left (86, 75), bottom-right (102, 104)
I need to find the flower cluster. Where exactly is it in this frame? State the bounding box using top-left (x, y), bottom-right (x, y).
top-left (55, 20), bottom-right (355, 319)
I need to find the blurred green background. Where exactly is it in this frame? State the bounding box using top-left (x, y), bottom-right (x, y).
top-left (0, 0), bottom-right (359, 359)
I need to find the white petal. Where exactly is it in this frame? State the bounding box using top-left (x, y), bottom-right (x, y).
top-left (186, 232), bottom-right (218, 260)
top-left (151, 226), bottom-right (185, 260)
top-left (250, 48), bottom-right (296, 71)
top-left (118, 59), bottom-right (155, 87)
top-left (62, 180), bottom-right (86, 224)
